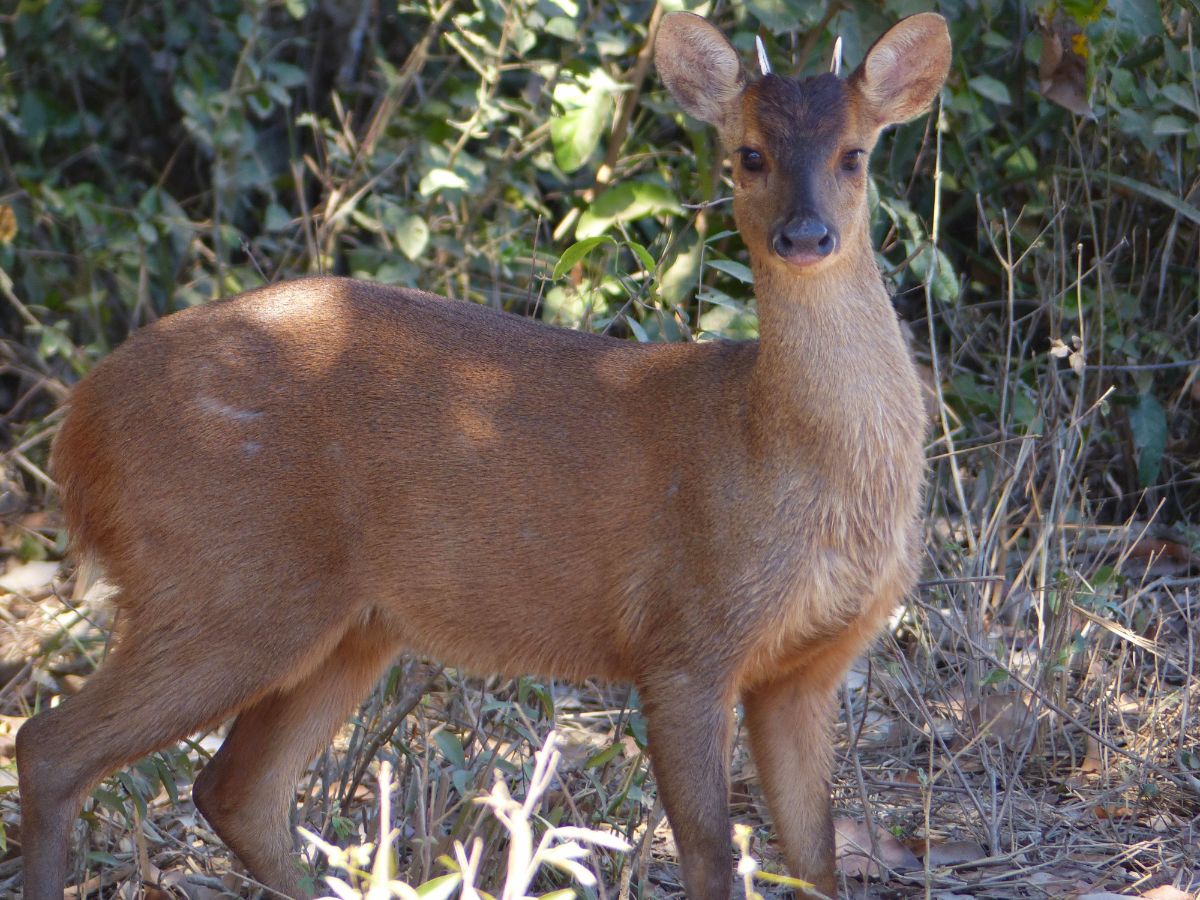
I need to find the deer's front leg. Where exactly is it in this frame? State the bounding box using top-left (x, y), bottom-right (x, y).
top-left (640, 673), bottom-right (736, 900)
top-left (742, 670), bottom-right (839, 897)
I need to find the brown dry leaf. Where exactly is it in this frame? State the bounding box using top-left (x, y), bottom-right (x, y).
top-left (1079, 734), bottom-right (1104, 774)
top-left (0, 559), bottom-right (60, 595)
top-left (0, 715), bottom-right (25, 762)
top-left (924, 839), bottom-right (987, 867)
top-left (1049, 337), bottom-right (1086, 374)
top-left (964, 692), bottom-right (1036, 751)
top-left (1148, 813), bottom-right (1176, 833)
top-left (63, 864), bottom-right (137, 899)
top-left (834, 817), bottom-right (920, 880)
top-left (0, 204), bottom-right (15, 245)
top-left (1141, 887), bottom-right (1193, 900)
top-left (932, 716), bottom-right (959, 743)
top-left (1093, 804), bottom-right (1135, 820)
top-left (1122, 537), bottom-right (1200, 576)
top-left (1038, 16), bottom-right (1094, 117)
top-left (155, 867), bottom-right (224, 900)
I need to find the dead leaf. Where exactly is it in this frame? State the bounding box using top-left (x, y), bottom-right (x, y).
top-left (64, 864), bottom-right (137, 899)
top-left (159, 869), bottom-right (226, 900)
top-left (0, 204), bottom-right (15, 245)
top-left (0, 560), bottom-right (60, 595)
top-left (1093, 804), bottom-right (1134, 820)
top-left (1039, 16), bottom-right (1094, 118)
top-left (1050, 335), bottom-right (1085, 373)
top-left (834, 818), bottom-right (920, 880)
top-left (1079, 735), bottom-right (1104, 774)
top-left (961, 692), bottom-right (1037, 751)
top-left (1122, 537), bottom-right (1200, 576)
top-left (924, 839), bottom-right (987, 867)
top-left (1147, 813), bottom-right (1175, 834)
top-left (1141, 887), bottom-right (1193, 900)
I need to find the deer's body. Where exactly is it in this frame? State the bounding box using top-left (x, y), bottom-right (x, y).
top-left (56, 273), bottom-right (920, 684)
top-left (18, 13), bottom-right (949, 899)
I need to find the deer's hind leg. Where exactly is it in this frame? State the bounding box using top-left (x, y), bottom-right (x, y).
top-left (16, 587), bottom-right (353, 900)
top-left (192, 623), bottom-right (401, 897)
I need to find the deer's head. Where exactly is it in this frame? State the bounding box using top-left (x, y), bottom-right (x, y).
top-left (656, 13), bottom-right (951, 279)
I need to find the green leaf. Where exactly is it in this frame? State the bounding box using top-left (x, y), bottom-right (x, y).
top-left (265, 202), bottom-right (291, 232)
top-left (418, 168), bottom-right (469, 197)
top-left (706, 258), bottom-right (753, 284)
top-left (625, 316), bottom-right (650, 342)
top-left (1103, 172), bottom-right (1200, 225)
top-left (1001, 145), bottom-right (1037, 177)
top-left (433, 730), bottom-right (466, 769)
top-left (553, 236), bottom-right (616, 279)
top-left (545, 17), bottom-right (577, 40)
top-left (1129, 391), bottom-right (1167, 488)
top-left (576, 182), bottom-right (681, 239)
top-left (947, 373), bottom-right (998, 414)
top-left (911, 244), bottom-right (958, 302)
top-left (1108, 0), bottom-right (1164, 37)
top-left (697, 287), bottom-right (747, 311)
top-left (416, 874), bottom-right (463, 900)
top-left (584, 743), bottom-right (622, 768)
top-left (266, 61), bottom-right (307, 88)
top-left (660, 235), bottom-right (703, 305)
top-left (1160, 83), bottom-right (1199, 115)
top-left (393, 212), bottom-right (430, 261)
top-left (550, 72), bottom-right (620, 173)
top-left (981, 667), bottom-right (1010, 686)
top-left (699, 304), bottom-right (758, 339)
top-left (1152, 114), bottom-right (1192, 136)
top-left (746, 0), bottom-right (815, 33)
top-left (626, 240), bottom-right (656, 274)
top-left (115, 771), bottom-right (147, 821)
top-left (152, 755), bottom-right (179, 805)
top-left (969, 75), bottom-right (1012, 105)
top-left (551, 104), bottom-right (608, 173)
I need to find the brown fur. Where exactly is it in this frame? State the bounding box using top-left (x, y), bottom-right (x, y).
top-left (16, 13), bottom-right (950, 900)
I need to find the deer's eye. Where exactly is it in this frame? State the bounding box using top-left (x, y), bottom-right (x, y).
top-left (841, 149), bottom-right (865, 173)
top-left (737, 147), bottom-right (766, 173)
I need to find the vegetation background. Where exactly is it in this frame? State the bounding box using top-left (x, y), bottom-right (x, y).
top-left (0, 0), bottom-right (1197, 897)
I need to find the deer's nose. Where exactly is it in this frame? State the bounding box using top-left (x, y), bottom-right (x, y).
top-left (772, 217), bottom-right (839, 266)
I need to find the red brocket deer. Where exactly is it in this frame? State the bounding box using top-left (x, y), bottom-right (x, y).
top-left (17, 11), bottom-right (949, 899)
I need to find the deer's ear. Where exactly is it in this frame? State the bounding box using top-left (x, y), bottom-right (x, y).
top-left (850, 13), bottom-right (950, 129)
top-left (655, 12), bottom-right (745, 128)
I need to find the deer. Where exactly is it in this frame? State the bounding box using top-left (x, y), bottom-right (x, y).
top-left (16, 11), bottom-right (950, 900)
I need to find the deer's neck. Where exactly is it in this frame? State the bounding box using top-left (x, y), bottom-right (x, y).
top-left (747, 241), bottom-right (925, 480)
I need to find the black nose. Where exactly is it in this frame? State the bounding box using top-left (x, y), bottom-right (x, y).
top-left (772, 217), bottom-right (839, 261)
